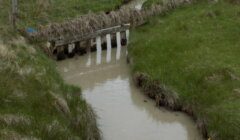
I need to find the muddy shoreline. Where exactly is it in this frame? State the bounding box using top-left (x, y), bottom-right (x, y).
top-left (131, 71), bottom-right (208, 139)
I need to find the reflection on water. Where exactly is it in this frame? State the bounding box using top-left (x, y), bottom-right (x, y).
top-left (86, 51), bottom-right (91, 67)
top-left (57, 46), bottom-right (203, 140)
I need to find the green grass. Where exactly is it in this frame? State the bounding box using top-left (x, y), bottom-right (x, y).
top-left (0, 0), bottom-right (124, 41)
top-left (0, 0), bottom-right (127, 139)
top-left (142, 0), bottom-right (165, 8)
top-left (0, 41), bottom-right (100, 139)
top-left (129, 1), bottom-right (240, 139)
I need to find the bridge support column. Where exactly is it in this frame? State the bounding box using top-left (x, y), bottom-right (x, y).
top-left (96, 36), bottom-right (102, 64)
top-left (67, 43), bottom-right (75, 58)
top-left (116, 32), bottom-right (121, 60)
top-left (126, 29), bottom-right (130, 45)
top-left (106, 34), bottom-right (112, 63)
top-left (68, 43), bottom-right (75, 53)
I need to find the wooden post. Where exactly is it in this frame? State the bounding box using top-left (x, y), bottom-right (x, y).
top-left (11, 0), bottom-right (18, 29)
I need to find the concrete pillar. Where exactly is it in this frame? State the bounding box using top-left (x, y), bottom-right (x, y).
top-left (106, 34), bottom-right (112, 63)
top-left (116, 32), bottom-right (121, 60)
top-left (68, 43), bottom-right (75, 53)
top-left (126, 29), bottom-right (130, 45)
top-left (96, 36), bottom-right (102, 64)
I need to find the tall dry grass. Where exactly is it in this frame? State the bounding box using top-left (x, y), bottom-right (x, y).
top-left (30, 0), bottom-right (193, 41)
top-left (0, 43), bottom-right (16, 60)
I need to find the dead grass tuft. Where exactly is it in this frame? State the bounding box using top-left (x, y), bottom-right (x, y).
top-left (49, 92), bottom-right (71, 117)
top-left (233, 89), bottom-right (240, 97)
top-left (9, 89), bottom-right (27, 100)
top-left (45, 120), bottom-right (67, 138)
top-left (0, 114), bottom-right (31, 126)
top-left (73, 104), bottom-right (101, 140)
top-left (205, 69), bottom-right (240, 82)
top-left (17, 66), bottom-right (33, 76)
top-left (0, 129), bottom-right (39, 140)
top-left (0, 43), bottom-right (16, 60)
top-left (12, 37), bottom-right (36, 55)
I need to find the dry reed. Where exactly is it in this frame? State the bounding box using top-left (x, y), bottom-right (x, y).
top-left (30, 0), bottom-right (193, 41)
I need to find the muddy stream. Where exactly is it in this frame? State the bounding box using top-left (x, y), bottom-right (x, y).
top-left (58, 47), bottom-right (203, 140)
top-left (57, 0), bottom-right (203, 139)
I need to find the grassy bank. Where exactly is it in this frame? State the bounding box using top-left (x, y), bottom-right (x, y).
top-left (129, 1), bottom-right (240, 140)
top-left (0, 39), bottom-right (100, 139)
top-left (0, 0), bottom-right (129, 139)
top-left (0, 0), bottom-right (125, 41)
top-left (143, 0), bottom-right (165, 8)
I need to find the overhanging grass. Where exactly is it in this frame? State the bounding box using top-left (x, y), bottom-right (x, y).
top-left (0, 42), bottom-right (100, 139)
top-left (129, 1), bottom-right (240, 139)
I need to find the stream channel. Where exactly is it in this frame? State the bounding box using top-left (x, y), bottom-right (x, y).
top-left (57, 0), bottom-right (203, 139)
top-left (57, 47), bottom-right (203, 140)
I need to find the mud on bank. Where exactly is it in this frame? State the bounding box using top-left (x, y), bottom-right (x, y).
top-left (133, 72), bottom-right (208, 138)
top-left (129, 1), bottom-right (240, 140)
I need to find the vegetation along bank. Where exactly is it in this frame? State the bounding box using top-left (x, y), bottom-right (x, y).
top-left (0, 0), bottom-right (130, 139)
top-left (129, 0), bottom-right (240, 140)
top-left (1, 0), bottom-right (239, 139)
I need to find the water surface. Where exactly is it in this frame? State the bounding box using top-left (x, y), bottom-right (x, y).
top-left (57, 47), bottom-right (203, 140)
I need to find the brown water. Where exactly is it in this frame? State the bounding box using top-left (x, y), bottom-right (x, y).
top-left (57, 46), bottom-right (203, 140)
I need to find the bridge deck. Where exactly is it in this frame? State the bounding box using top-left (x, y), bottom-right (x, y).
top-left (51, 24), bottom-right (130, 47)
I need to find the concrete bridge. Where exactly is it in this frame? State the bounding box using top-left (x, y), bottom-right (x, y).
top-left (43, 24), bottom-right (130, 60)
top-left (25, 0), bottom-right (191, 60)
